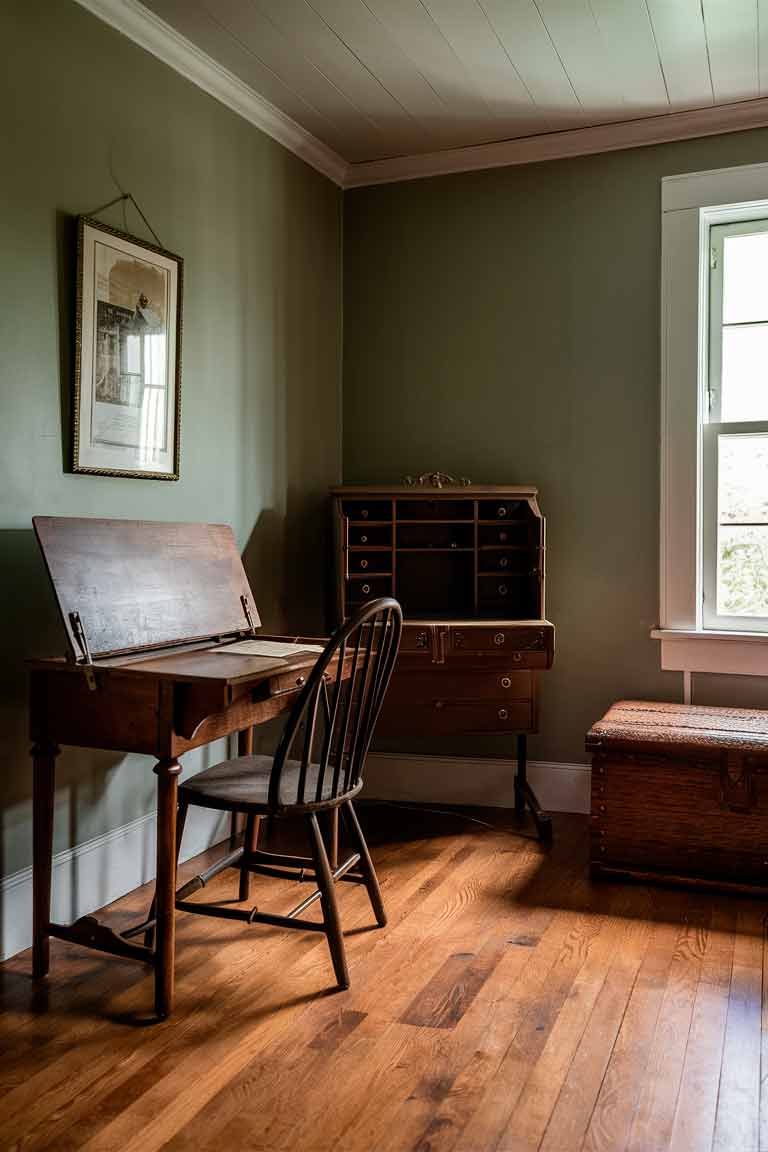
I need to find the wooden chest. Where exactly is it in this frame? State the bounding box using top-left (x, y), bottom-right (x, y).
top-left (586, 700), bottom-right (768, 891)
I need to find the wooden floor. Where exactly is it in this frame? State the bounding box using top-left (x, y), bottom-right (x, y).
top-left (1, 805), bottom-right (766, 1152)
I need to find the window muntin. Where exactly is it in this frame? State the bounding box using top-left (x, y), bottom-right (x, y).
top-left (704, 221), bottom-right (768, 629)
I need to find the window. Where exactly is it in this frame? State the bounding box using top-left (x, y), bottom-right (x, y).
top-left (703, 221), bottom-right (768, 630)
top-left (657, 161), bottom-right (768, 678)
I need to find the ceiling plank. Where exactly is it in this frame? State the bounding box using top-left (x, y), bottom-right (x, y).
top-left (702, 0), bottom-right (758, 104)
top-left (645, 0), bottom-right (713, 109)
top-left (199, 0), bottom-right (393, 158)
top-left (533, 0), bottom-right (629, 117)
top-left (143, 0), bottom-right (362, 157)
top-left (480, 0), bottom-right (584, 127)
top-left (306, 0), bottom-right (461, 145)
top-left (589, 0), bottom-right (669, 110)
top-left (416, 0), bottom-right (543, 131)
top-left (253, 0), bottom-right (427, 154)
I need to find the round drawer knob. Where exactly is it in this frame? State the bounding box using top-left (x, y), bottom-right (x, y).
top-left (416, 631), bottom-right (429, 648)
top-left (499, 531), bottom-right (508, 542)
top-left (360, 535), bottom-right (368, 544)
top-left (362, 583), bottom-right (370, 594)
top-left (493, 632), bottom-right (505, 646)
top-left (498, 584), bottom-right (508, 596)
top-left (454, 632), bottom-right (464, 647)
top-left (498, 708), bottom-right (508, 720)
top-left (361, 509), bottom-right (369, 518)
top-left (360, 559), bottom-right (368, 569)
top-left (435, 700), bottom-right (444, 709)
top-left (497, 506), bottom-right (507, 518)
top-left (499, 557), bottom-right (508, 569)
top-left (512, 653), bottom-right (523, 663)
top-left (296, 676), bottom-right (306, 687)
top-left (501, 676), bottom-right (511, 689)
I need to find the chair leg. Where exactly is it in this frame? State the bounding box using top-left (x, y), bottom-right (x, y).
top-left (145, 799), bottom-right (188, 950)
top-left (307, 812), bottom-right (349, 990)
top-left (344, 800), bottom-right (386, 927)
top-left (239, 814), bottom-right (260, 900)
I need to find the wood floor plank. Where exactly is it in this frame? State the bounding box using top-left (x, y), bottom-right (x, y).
top-left (711, 900), bottom-right (763, 1152)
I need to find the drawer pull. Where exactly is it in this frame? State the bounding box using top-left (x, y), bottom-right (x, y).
top-left (499, 557), bottom-right (508, 568)
top-left (416, 630), bottom-right (429, 649)
top-left (361, 508), bottom-right (369, 519)
top-left (498, 708), bottom-right (509, 720)
top-left (498, 584), bottom-right (508, 596)
top-left (497, 506), bottom-right (507, 518)
top-left (501, 676), bottom-right (511, 689)
top-left (435, 700), bottom-right (444, 709)
top-left (360, 534), bottom-right (368, 544)
top-left (494, 632), bottom-right (505, 646)
top-left (512, 653), bottom-right (523, 663)
top-left (296, 676), bottom-right (306, 687)
top-left (362, 583), bottom-right (371, 595)
top-left (360, 559), bottom-right (369, 569)
top-left (454, 632), bottom-right (464, 648)
top-left (499, 530), bottom-right (508, 542)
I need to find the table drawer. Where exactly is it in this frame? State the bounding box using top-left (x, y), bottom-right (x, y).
top-left (342, 499), bottom-right (391, 522)
top-left (348, 524), bottom-right (390, 548)
top-left (346, 576), bottom-right (392, 605)
top-left (390, 668), bottom-right (533, 700)
top-left (451, 625), bottom-right (550, 654)
top-left (347, 551), bottom-right (391, 575)
top-left (379, 694), bottom-right (533, 735)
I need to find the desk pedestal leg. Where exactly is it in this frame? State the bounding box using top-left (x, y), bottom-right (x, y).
top-left (33, 743), bottom-right (59, 978)
top-left (154, 758), bottom-right (182, 1018)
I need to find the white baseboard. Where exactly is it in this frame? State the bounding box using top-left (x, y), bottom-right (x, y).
top-left (1, 806), bottom-right (230, 962)
top-left (363, 753), bottom-right (591, 816)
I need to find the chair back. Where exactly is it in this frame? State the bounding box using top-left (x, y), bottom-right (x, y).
top-left (268, 598), bottom-right (402, 810)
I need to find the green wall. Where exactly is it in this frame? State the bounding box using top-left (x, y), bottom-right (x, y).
top-left (343, 131), bottom-right (768, 765)
top-left (0, 0), bottom-right (341, 882)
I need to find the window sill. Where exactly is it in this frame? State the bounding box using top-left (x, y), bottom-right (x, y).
top-left (651, 628), bottom-right (768, 676)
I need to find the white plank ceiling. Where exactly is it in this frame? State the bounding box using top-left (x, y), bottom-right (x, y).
top-left (140, 0), bottom-right (764, 165)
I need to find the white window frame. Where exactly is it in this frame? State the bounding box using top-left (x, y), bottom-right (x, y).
top-left (655, 161), bottom-right (768, 677)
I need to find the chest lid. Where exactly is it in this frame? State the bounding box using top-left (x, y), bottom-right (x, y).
top-left (587, 699), bottom-right (768, 756)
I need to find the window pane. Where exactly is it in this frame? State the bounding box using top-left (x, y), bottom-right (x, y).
top-left (720, 324), bottom-right (768, 421)
top-left (717, 433), bottom-right (768, 618)
top-left (722, 232), bottom-right (768, 323)
top-left (718, 433), bottom-right (768, 523)
top-left (717, 526), bottom-right (768, 617)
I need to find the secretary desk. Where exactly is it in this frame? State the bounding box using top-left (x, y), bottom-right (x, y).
top-left (330, 484), bottom-right (556, 837)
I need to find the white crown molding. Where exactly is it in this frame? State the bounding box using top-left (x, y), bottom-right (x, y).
top-left (345, 98), bottom-right (768, 188)
top-left (73, 0), bottom-right (348, 187)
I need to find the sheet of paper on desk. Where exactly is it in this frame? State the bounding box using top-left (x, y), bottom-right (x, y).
top-left (212, 640), bottom-right (325, 657)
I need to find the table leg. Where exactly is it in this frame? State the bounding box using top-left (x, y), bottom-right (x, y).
top-left (32, 743), bottom-right (59, 979)
top-left (514, 734), bottom-right (527, 818)
top-left (153, 757), bottom-right (182, 1018)
top-left (237, 727), bottom-right (259, 901)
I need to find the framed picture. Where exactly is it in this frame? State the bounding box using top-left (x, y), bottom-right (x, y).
top-left (73, 216), bottom-right (183, 480)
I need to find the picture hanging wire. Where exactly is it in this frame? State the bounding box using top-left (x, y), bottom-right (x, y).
top-left (83, 192), bottom-right (164, 249)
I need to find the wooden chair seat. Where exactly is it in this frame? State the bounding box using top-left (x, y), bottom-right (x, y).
top-left (179, 755), bottom-right (361, 812)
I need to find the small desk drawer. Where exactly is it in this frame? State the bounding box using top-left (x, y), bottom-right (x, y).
top-left (478, 499), bottom-right (525, 521)
top-left (347, 551), bottom-right (391, 575)
top-left (342, 499), bottom-right (391, 522)
top-left (478, 550), bottom-right (536, 574)
top-left (348, 525), bottom-right (390, 548)
top-left (390, 668), bottom-right (533, 700)
top-left (346, 576), bottom-right (391, 604)
top-left (378, 693), bottom-right (533, 735)
top-left (451, 625), bottom-right (551, 663)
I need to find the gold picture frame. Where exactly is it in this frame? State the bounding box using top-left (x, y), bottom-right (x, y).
top-left (73, 216), bottom-right (183, 480)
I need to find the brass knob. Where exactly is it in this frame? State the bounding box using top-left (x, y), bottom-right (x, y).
top-left (435, 700), bottom-right (444, 709)
top-left (499, 557), bottom-right (508, 568)
top-left (454, 632), bottom-right (464, 647)
top-left (362, 583), bottom-right (370, 594)
top-left (493, 632), bottom-right (505, 646)
top-left (450, 541), bottom-right (457, 548)
top-left (498, 584), bottom-right (508, 596)
top-left (296, 675), bottom-right (306, 687)
top-left (513, 652), bottom-right (523, 663)
top-left (497, 506), bottom-right (507, 517)
top-left (501, 676), bottom-right (511, 688)
top-left (360, 559), bottom-right (368, 569)
top-left (499, 531), bottom-right (508, 542)
top-left (360, 534), bottom-right (368, 544)
top-left (416, 631), bottom-right (428, 648)
top-left (498, 708), bottom-right (508, 720)
top-left (361, 509), bottom-right (369, 518)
